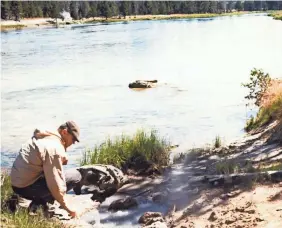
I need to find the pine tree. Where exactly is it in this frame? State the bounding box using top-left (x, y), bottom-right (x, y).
top-left (99, 1), bottom-right (112, 19)
top-left (1, 1), bottom-right (11, 20)
top-left (235, 1), bottom-right (244, 11)
top-left (10, 1), bottom-right (22, 21)
top-left (119, 1), bottom-right (129, 19)
top-left (209, 1), bottom-right (218, 13)
top-left (50, 2), bottom-right (60, 19)
top-left (89, 2), bottom-right (98, 17)
top-left (80, 1), bottom-right (90, 18)
top-left (199, 1), bottom-right (210, 13)
top-left (70, 1), bottom-right (79, 20)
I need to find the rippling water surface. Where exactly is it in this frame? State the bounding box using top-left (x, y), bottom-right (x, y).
top-left (2, 14), bottom-right (282, 168)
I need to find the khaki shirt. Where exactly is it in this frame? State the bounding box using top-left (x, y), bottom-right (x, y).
top-left (11, 129), bottom-right (68, 208)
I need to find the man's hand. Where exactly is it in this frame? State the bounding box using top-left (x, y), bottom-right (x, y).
top-left (62, 156), bottom-right (68, 165)
top-left (68, 209), bottom-right (79, 218)
top-left (62, 158), bottom-right (68, 165)
top-left (64, 204), bottom-right (79, 218)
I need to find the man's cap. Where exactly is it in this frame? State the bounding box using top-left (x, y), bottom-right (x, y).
top-left (66, 121), bottom-right (80, 142)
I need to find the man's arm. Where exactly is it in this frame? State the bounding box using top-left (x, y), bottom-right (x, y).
top-left (43, 150), bottom-right (76, 217)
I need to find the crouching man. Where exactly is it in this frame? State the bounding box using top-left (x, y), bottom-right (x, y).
top-left (10, 121), bottom-right (82, 218)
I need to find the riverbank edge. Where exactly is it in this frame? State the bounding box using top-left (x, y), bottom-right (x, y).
top-left (0, 11), bottom-right (269, 32)
top-left (268, 10), bottom-right (282, 20)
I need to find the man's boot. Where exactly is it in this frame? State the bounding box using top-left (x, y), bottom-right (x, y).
top-left (28, 200), bottom-right (40, 215)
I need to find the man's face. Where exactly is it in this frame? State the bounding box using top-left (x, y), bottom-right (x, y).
top-left (61, 128), bottom-right (76, 148)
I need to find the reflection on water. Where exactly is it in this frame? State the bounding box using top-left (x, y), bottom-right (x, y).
top-left (1, 14), bottom-right (282, 168)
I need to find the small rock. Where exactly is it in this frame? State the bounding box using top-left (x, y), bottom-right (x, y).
top-left (235, 207), bottom-right (245, 212)
top-left (245, 201), bottom-right (252, 208)
top-left (143, 221), bottom-right (167, 228)
top-left (225, 217), bottom-right (237, 225)
top-left (245, 209), bottom-right (255, 214)
top-left (145, 217), bottom-right (165, 226)
top-left (152, 192), bottom-right (167, 203)
top-left (139, 212), bottom-right (164, 224)
top-left (255, 217), bottom-right (264, 222)
top-left (108, 197), bottom-right (138, 211)
top-left (220, 194), bottom-right (228, 200)
top-left (208, 211), bottom-right (217, 221)
top-left (208, 155), bottom-right (220, 161)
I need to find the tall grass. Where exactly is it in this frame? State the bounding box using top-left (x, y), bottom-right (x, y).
top-left (215, 160), bottom-right (240, 175)
top-left (0, 172), bottom-right (62, 228)
top-left (81, 129), bottom-right (171, 168)
top-left (214, 135), bottom-right (222, 148)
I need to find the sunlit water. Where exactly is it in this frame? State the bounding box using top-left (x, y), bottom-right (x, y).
top-left (1, 14), bottom-right (282, 170)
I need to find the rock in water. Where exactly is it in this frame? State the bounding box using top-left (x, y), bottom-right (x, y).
top-left (128, 80), bottom-right (158, 89)
top-left (74, 164), bottom-right (128, 202)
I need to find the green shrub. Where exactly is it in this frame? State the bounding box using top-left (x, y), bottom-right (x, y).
top-left (242, 68), bottom-right (271, 106)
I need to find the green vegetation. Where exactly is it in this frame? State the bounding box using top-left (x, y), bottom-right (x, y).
top-left (242, 68), bottom-right (271, 107)
top-left (214, 135), bottom-right (222, 148)
top-left (215, 159), bottom-right (240, 175)
top-left (268, 10), bottom-right (282, 20)
top-left (0, 173), bottom-right (62, 228)
top-left (81, 129), bottom-right (171, 169)
top-left (1, 172), bottom-right (13, 206)
top-left (2, 1), bottom-right (282, 21)
top-left (243, 69), bottom-right (282, 132)
top-left (245, 96), bottom-right (282, 131)
top-left (258, 162), bottom-right (282, 172)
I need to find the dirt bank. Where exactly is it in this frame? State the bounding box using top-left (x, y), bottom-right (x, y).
top-left (173, 184), bottom-right (282, 228)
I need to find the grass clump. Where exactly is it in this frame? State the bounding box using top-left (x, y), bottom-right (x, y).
top-left (258, 162), bottom-right (282, 172)
top-left (214, 135), bottom-right (222, 148)
top-left (1, 172), bottom-right (13, 206)
top-left (0, 172), bottom-right (62, 228)
top-left (215, 160), bottom-right (240, 175)
top-left (1, 209), bottom-right (62, 228)
top-left (81, 129), bottom-right (171, 169)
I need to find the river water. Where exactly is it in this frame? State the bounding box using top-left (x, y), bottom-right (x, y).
top-left (1, 14), bottom-right (282, 170)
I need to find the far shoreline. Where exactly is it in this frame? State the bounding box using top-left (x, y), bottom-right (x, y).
top-left (0, 11), bottom-right (273, 32)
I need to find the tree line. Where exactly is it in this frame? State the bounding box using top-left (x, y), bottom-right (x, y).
top-left (1, 1), bottom-right (282, 21)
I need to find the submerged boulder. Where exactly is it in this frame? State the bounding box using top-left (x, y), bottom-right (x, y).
top-left (73, 164), bottom-right (128, 202)
top-left (128, 80), bottom-right (158, 89)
